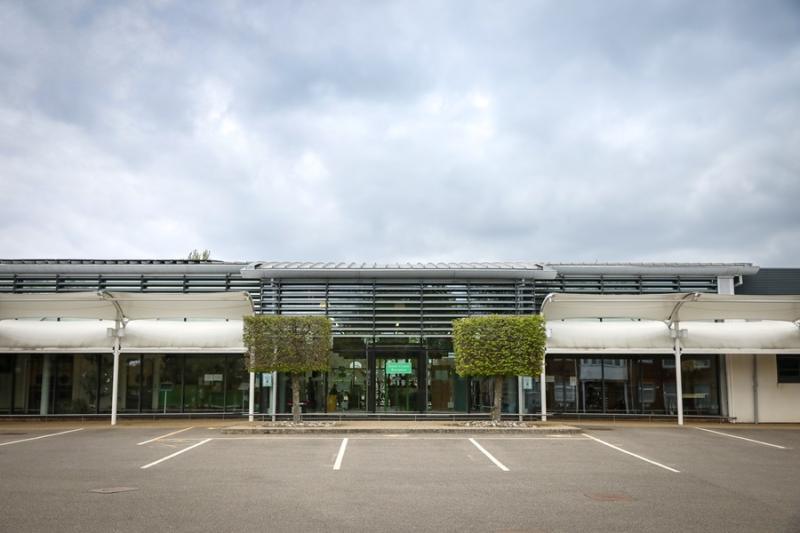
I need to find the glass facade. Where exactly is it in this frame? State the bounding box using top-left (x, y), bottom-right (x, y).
top-left (0, 353), bottom-right (266, 415)
top-left (520, 355), bottom-right (721, 416)
top-left (0, 352), bottom-right (723, 417)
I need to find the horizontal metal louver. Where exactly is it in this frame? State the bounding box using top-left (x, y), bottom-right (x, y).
top-left (2, 270), bottom-right (716, 338)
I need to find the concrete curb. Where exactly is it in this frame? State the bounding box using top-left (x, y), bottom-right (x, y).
top-left (221, 425), bottom-right (582, 435)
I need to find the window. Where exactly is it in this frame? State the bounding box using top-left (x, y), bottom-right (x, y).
top-left (777, 355), bottom-right (800, 383)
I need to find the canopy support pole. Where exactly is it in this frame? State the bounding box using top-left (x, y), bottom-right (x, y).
top-left (39, 354), bottom-right (51, 416)
top-left (673, 323), bottom-right (683, 426)
top-left (271, 371), bottom-right (277, 422)
top-left (248, 372), bottom-right (255, 422)
top-left (752, 355), bottom-right (759, 424)
top-left (111, 324), bottom-right (120, 426)
top-left (540, 356), bottom-right (547, 422)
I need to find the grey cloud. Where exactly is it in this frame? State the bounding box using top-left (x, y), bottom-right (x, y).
top-left (0, 0), bottom-right (798, 266)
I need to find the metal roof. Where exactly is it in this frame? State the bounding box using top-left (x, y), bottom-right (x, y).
top-left (548, 263), bottom-right (759, 276)
top-left (0, 259), bottom-right (236, 265)
top-left (0, 259), bottom-right (761, 278)
top-left (241, 261), bottom-right (557, 279)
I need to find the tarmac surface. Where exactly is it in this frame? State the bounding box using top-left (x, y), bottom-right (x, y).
top-left (1, 420), bottom-right (799, 532)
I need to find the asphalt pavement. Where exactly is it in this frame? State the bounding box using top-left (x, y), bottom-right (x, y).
top-left (0, 423), bottom-right (798, 533)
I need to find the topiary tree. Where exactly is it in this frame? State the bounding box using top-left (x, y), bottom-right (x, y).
top-left (453, 315), bottom-right (546, 422)
top-left (243, 315), bottom-right (332, 422)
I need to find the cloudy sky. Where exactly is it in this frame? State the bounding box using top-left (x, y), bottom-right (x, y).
top-left (1, 1), bottom-right (798, 265)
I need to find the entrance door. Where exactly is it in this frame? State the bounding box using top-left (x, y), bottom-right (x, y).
top-left (368, 350), bottom-right (425, 413)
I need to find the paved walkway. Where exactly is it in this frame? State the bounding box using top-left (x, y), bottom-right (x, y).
top-left (221, 420), bottom-right (581, 434)
top-left (1, 417), bottom-right (798, 431)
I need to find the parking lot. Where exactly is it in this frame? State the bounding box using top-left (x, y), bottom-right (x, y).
top-left (1, 424), bottom-right (799, 533)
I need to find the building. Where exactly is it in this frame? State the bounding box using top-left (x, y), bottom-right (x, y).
top-left (0, 260), bottom-right (798, 423)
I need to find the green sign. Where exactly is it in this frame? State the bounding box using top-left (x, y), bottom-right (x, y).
top-left (385, 361), bottom-right (413, 374)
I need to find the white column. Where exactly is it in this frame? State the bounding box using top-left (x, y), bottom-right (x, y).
top-left (39, 354), bottom-right (51, 416)
top-left (752, 355), bottom-right (759, 424)
top-left (248, 372), bottom-right (255, 422)
top-left (540, 357), bottom-right (547, 422)
top-left (674, 333), bottom-right (683, 426)
top-left (517, 376), bottom-right (524, 422)
top-left (271, 371), bottom-right (277, 422)
top-left (111, 335), bottom-right (120, 426)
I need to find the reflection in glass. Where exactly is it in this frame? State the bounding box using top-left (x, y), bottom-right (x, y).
top-left (142, 355), bottom-right (182, 413)
top-left (184, 356), bottom-right (226, 412)
top-left (328, 352), bottom-right (367, 412)
top-left (376, 358), bottom-right (418, 412)
top-left (469, 376), bottom-right (517, 414)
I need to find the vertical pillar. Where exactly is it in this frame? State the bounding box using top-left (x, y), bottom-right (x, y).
top-left (151, 358), bottom-right (161, 410)
top-left (248, 371), bottom-right (255, 422)
top-left (517, 376), bottom-right (524, 422)
top-left (111, 334), bottom-right (120, 426)
top-left (674, 332), bottom-right (683, 426)
top-left (271, 371), bottom-right (278, 422)
top-left (540, 356), bottom-right (547, 422)
top-left (40, 354), bottom-right (52, 416)
top-left (752, 355), bottom-right (759, 424)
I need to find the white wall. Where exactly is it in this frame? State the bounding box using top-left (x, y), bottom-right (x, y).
top-left (726, 353), bottom-right (800, 423)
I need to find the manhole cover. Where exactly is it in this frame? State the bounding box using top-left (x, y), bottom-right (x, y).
top-left (585, 492), bottom-right (633, 502)
top-left (0, 432), bottom-right (26, 436)
top-left (89, 487), bottom-right (139, 494)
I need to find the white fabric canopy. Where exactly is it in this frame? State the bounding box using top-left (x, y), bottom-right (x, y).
top-left (0, 291), bottom-right (254, 320)
top-left (0, 291), bottom-right (253, 353)
top-left (0, 292), bottom-right (117, 320)
top-left (123, 320), bottom-right (245, 352)
top-left (546, 320), bottom-right (672, 353)
top-left (0, 319), bottom-right (247, 353)
top-left (541, 293), bottom-right (800, 323)
top-left (546, 319), bottom-right (800, 354)
top-left (681, 321), bottom-right (800, 353)
top-left (0, 320), bottom-right (114, 352)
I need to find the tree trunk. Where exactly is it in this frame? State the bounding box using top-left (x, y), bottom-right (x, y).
top-left (291, 373), bottom-right (302, 423)
top-left (492, 375), bottom-right (503, 422)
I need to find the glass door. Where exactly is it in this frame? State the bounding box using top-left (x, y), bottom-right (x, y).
top-left (373, 356), bottom-right (419, 412)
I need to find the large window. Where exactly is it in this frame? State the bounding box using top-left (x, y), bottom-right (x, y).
top-left (777, 355), bottom-right (800, 383)
top-left (538, 355), bottom-right (721, 416)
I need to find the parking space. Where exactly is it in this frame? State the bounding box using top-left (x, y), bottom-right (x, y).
top-left (0, 425), bottom-right (799, 532)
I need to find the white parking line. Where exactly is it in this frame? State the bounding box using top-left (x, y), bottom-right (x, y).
top-left (333, 438), bottom-right (348, 470)
top-left (212, 436), bottom-right (590, 441)
top-left (583, 433), bottom-right (680, 473)
top-left (140, 438), bottom-right (212, 470)
top-left (469, 438), bottom-right (510, 471)
top-left (694, 427), bottom-right (787, 449)
top-left (137, 427), bottom-right (194, 446)
top-left (0, 428), bottom-right (84, 447)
